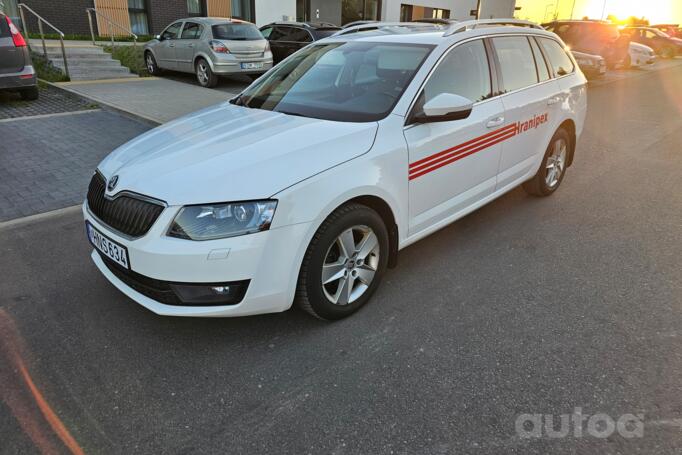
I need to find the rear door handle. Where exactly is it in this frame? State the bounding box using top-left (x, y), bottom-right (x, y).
top-left (486, 116), bottom-right (505, 128)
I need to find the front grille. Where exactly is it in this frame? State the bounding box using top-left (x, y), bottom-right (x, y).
top-left (99, 252), bottom-right (182, 305)
top-left (87, 172), bottom-right (164, 238)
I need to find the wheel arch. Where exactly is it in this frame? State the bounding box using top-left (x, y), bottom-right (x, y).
top-left (346, 195), bottom-right (399, 268)
top-left (194, 53), bottom-right (215, 71)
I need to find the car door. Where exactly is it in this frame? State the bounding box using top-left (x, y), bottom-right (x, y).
top-left (262, 26), bottom-right (287, 63)
top-left (176, 21), bottom-right (203, 73)
top-left (155, 21), bottom-right (183, 70)
top-left (492, 35), bottom-right (561, 189)
top-left (404, 39), bottom-right (505, 235)
top-left (285, 27), bottom-right (313, 55)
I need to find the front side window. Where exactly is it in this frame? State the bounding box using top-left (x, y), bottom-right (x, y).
top-left (422, 39), bottom-right (492, 104)
top-left (538, 37), bottom-right (575, 76)
top-left (260, 26), bottom-right (273, 39)
top-left (181, 22), bottom-right (202, 39)
top-left (212, 23), bottom-right (262, 41)
top-left (161, 22), bottom-right (183, 40)
top-left (286, 28), bottom-right (313, 43)
top-left (492, 36), bottom-right (538, 92)
top-left (235, 42), bottom-right (434, 122)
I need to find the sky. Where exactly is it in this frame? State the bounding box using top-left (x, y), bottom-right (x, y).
top-left (514, 0), bottom-right (682, 25)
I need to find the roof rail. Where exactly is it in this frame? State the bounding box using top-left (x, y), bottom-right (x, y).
top-left (333, 22), bottom-right (442, 36)
top-left (444, 19), bottom-right (543, 36)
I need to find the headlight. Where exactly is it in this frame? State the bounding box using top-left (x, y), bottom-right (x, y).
top-left (168, 200), bottom-right (277, 240)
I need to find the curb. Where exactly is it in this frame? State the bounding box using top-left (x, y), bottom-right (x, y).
top-left (39, 78), bottom-right (162, 127)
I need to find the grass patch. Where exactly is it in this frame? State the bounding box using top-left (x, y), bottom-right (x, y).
top-left (30, 52), bottom-right (70, 82)
top-left (103, 45), bottom-right (151, 77)
top-left (29, 32), bottom-right (153, 42)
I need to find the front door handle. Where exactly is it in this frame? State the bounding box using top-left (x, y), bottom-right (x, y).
top-left (486, 116), bottom-right (505, 128)
top-left (187, 43), bottom-right (194, 48)
top-left (169, 43), bottom-right (175, 48)
top-left (547, 96), bottom-right (561, 105)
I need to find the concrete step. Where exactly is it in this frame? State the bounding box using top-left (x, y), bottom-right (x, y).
top-left (69, 72), bottom-right (139, 81)
top-left (33, 44), bottom-right (107, 54)
top-left (53, 58), bottom-right (124, 67)
top-left (65, 66), bottom-right (132, 75)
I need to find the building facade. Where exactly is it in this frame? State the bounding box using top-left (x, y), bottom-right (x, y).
top-left (7, 0), bottom-right (516, 37)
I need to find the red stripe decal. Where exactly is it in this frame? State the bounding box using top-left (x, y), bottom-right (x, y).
top-left (409, 129), bottom-right (517, 181)
top-left (410, 124), bottom-right (515, 170)
top-left (409, 125), bottom-right (516, 175)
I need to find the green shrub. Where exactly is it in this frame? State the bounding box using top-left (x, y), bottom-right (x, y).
top-left (30, 52), bottom-right (69, 82)
top-left (103, 45), bottom-right (150, 77)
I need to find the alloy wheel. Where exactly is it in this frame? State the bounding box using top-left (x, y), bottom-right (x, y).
top-left (197, 62), bottom-right (209, 85)
top-left (545, 137), bottom-right (567, 188)
top-left (321, 225), bottom-right (380, 306)
top-left (146, 55), bottom-right (155, 73)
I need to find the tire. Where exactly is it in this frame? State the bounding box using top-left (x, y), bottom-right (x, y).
top-left (661, 47), bottom-right (675, 59)
top-left (195, 58), bottom-right (218, 88)
top-left (522, 128), bottom-right (571, 197)
top-left (296, 203), bottom-right (389, 321)
top-left (19, 86), bottom-right (39, 101)
top-left (145, 52), bottom-right (162, 76)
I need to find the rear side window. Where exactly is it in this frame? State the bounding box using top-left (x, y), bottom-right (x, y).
top-left (181, 22), bottom-right (202, 39)
top-left (538, 37), bottom-right (575, 76)
top-left (492, 36), bottom-right (538, 92)
top-left (423, 39), bottom-right (492, 103)
top-left (212, 23), bottom-right (262, 41)
top-left (285, 28), bottom-right (313, 43)
top-left (529, 37), bottom-right (551, 81)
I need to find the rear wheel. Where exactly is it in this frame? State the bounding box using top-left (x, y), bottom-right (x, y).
top-left (522, 128), bottom-right (571, 197)
top-left (19, 86), bottom-right (39, 101)
top-left (296, 203), bottom-right (389, 321)
top-left (661, 46), bottom-right (675, 59)
top-left (196, 58), bottom-right (218, 88)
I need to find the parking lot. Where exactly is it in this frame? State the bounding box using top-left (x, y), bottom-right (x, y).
top-left (0, 51), bottom-right (681, 455)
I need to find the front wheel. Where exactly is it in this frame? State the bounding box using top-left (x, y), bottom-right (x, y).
top-left (522, 128), bottom-right (571, 197)
top-left (196, 58), bottom-right (218, 88)
top-left (661, 46), bottom-right (675, 59)
top-left (296, 203), bottom-right (389, 320)
top-left (145, 52), bottom-right (162, 76)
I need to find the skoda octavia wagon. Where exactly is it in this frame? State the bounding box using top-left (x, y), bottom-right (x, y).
top-left (85, 19), bottom-right (587, 320)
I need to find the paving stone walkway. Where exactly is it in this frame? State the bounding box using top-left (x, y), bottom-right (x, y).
top-left (0, 85), bottom-right (98, 120)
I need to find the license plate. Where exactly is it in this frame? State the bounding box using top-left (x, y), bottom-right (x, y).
top-left (86, 221), bottom-right (130, 269)
top-left (241, 62), bottom-right (263, 70)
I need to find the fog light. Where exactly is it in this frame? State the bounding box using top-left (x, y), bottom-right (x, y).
top-left (170, 280), bottom-right (249, 306)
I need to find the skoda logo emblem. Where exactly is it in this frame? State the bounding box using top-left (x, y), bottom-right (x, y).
top-left (107, 175), bottom-right (119, 192)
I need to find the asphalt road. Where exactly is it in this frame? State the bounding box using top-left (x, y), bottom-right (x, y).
top-left (1, 64), bottom-right (681, 455)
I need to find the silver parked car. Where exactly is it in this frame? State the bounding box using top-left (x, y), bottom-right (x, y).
top-left (144, 18), bottom-right (273, 88)
top-left (0, 12), bottom-right (38, 100)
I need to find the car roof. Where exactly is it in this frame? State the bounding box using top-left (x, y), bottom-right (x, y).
top-left (179, 17), bottom-right (256, 25)
top-left (323, 21), bottom-right (556, 46)
top-left (266, 21), bottom-right (341, 30)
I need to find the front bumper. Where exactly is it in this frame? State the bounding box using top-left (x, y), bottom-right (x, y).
top-left (84, 203), bottom-right (311, 317)
top-left (0, 65), bottom-right (37, 90)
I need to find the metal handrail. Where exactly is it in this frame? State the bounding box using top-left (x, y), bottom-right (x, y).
top-left (18, 3), bottom-right (70, 78)
top-left (85, 7), bottom-right (137, 49)
top-left (444, 19), bottom-right (544, 36)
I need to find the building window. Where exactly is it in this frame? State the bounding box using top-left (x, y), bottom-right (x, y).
top-left (341, 0), bottom-right (382, 25)
top-left (400, 4), bottom-right (450, 21)
top-left (128, 0), bottom-right (149, 35)
top-left (187, 0), bottom-right (206, 17)
top-left (232, 0), bottom-right (255, 22)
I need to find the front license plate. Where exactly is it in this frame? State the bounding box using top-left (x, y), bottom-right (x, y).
top-left (86, 221), bottom-right (130, 269)
top-left (241, 62), bottom-right (263, 70)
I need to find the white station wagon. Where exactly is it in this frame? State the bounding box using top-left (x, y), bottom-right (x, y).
top-left (84, 19), bottom-right (587, 320)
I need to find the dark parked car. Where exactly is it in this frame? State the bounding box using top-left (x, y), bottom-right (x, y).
top-left (543, 20), bottom-right (630, 68)
top-left (652, 24), bottom-right (681, 38)
top-left (623, 27), bottom-right (682, 59)
top-left (259, 22), bottom-right (341, 63)
top-left (571, 50), bottom-right (606, 79)
top-left (0, 12), bottom-right (38, 100)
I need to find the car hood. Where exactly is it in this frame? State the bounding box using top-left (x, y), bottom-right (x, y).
top-left (97, 103), bottom-right (378, 205)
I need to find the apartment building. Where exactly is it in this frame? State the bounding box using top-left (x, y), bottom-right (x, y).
top-left (5, 0), bottom-right (516, 37)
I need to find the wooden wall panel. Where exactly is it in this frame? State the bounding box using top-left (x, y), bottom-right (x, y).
top-left (207, 0), bottom-right (231, 18)
top-left (94, 0), bottom-right (132, 37)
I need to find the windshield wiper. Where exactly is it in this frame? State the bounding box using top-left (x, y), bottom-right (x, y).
top-left (275, 110), bottom-right (306, 118)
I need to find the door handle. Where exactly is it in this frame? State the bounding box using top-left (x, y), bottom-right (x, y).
top-left (187, 43), bottom-right (194, 48)
top-left (547, 96), bottom-right (561, 105)
top-left (486, 116), bottom-right (505, 128)
top-left (169, 43), bottom-right (175, 48)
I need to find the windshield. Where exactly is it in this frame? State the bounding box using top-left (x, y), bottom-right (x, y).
top-left (212, 23), bottom-right (263, 41)
top-left (234, 41), bottom-right (434, 122)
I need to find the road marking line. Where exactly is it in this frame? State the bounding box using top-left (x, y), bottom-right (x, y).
top-left (0, 109), bottom-right (101, 124)
top-left (0, 205), bottom-right (82, 230)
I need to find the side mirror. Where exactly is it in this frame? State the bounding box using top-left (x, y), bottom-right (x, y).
top-left (155, 34), bottom-right (162, 41)
top-left (415, 93), bottom-right (474, 123)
